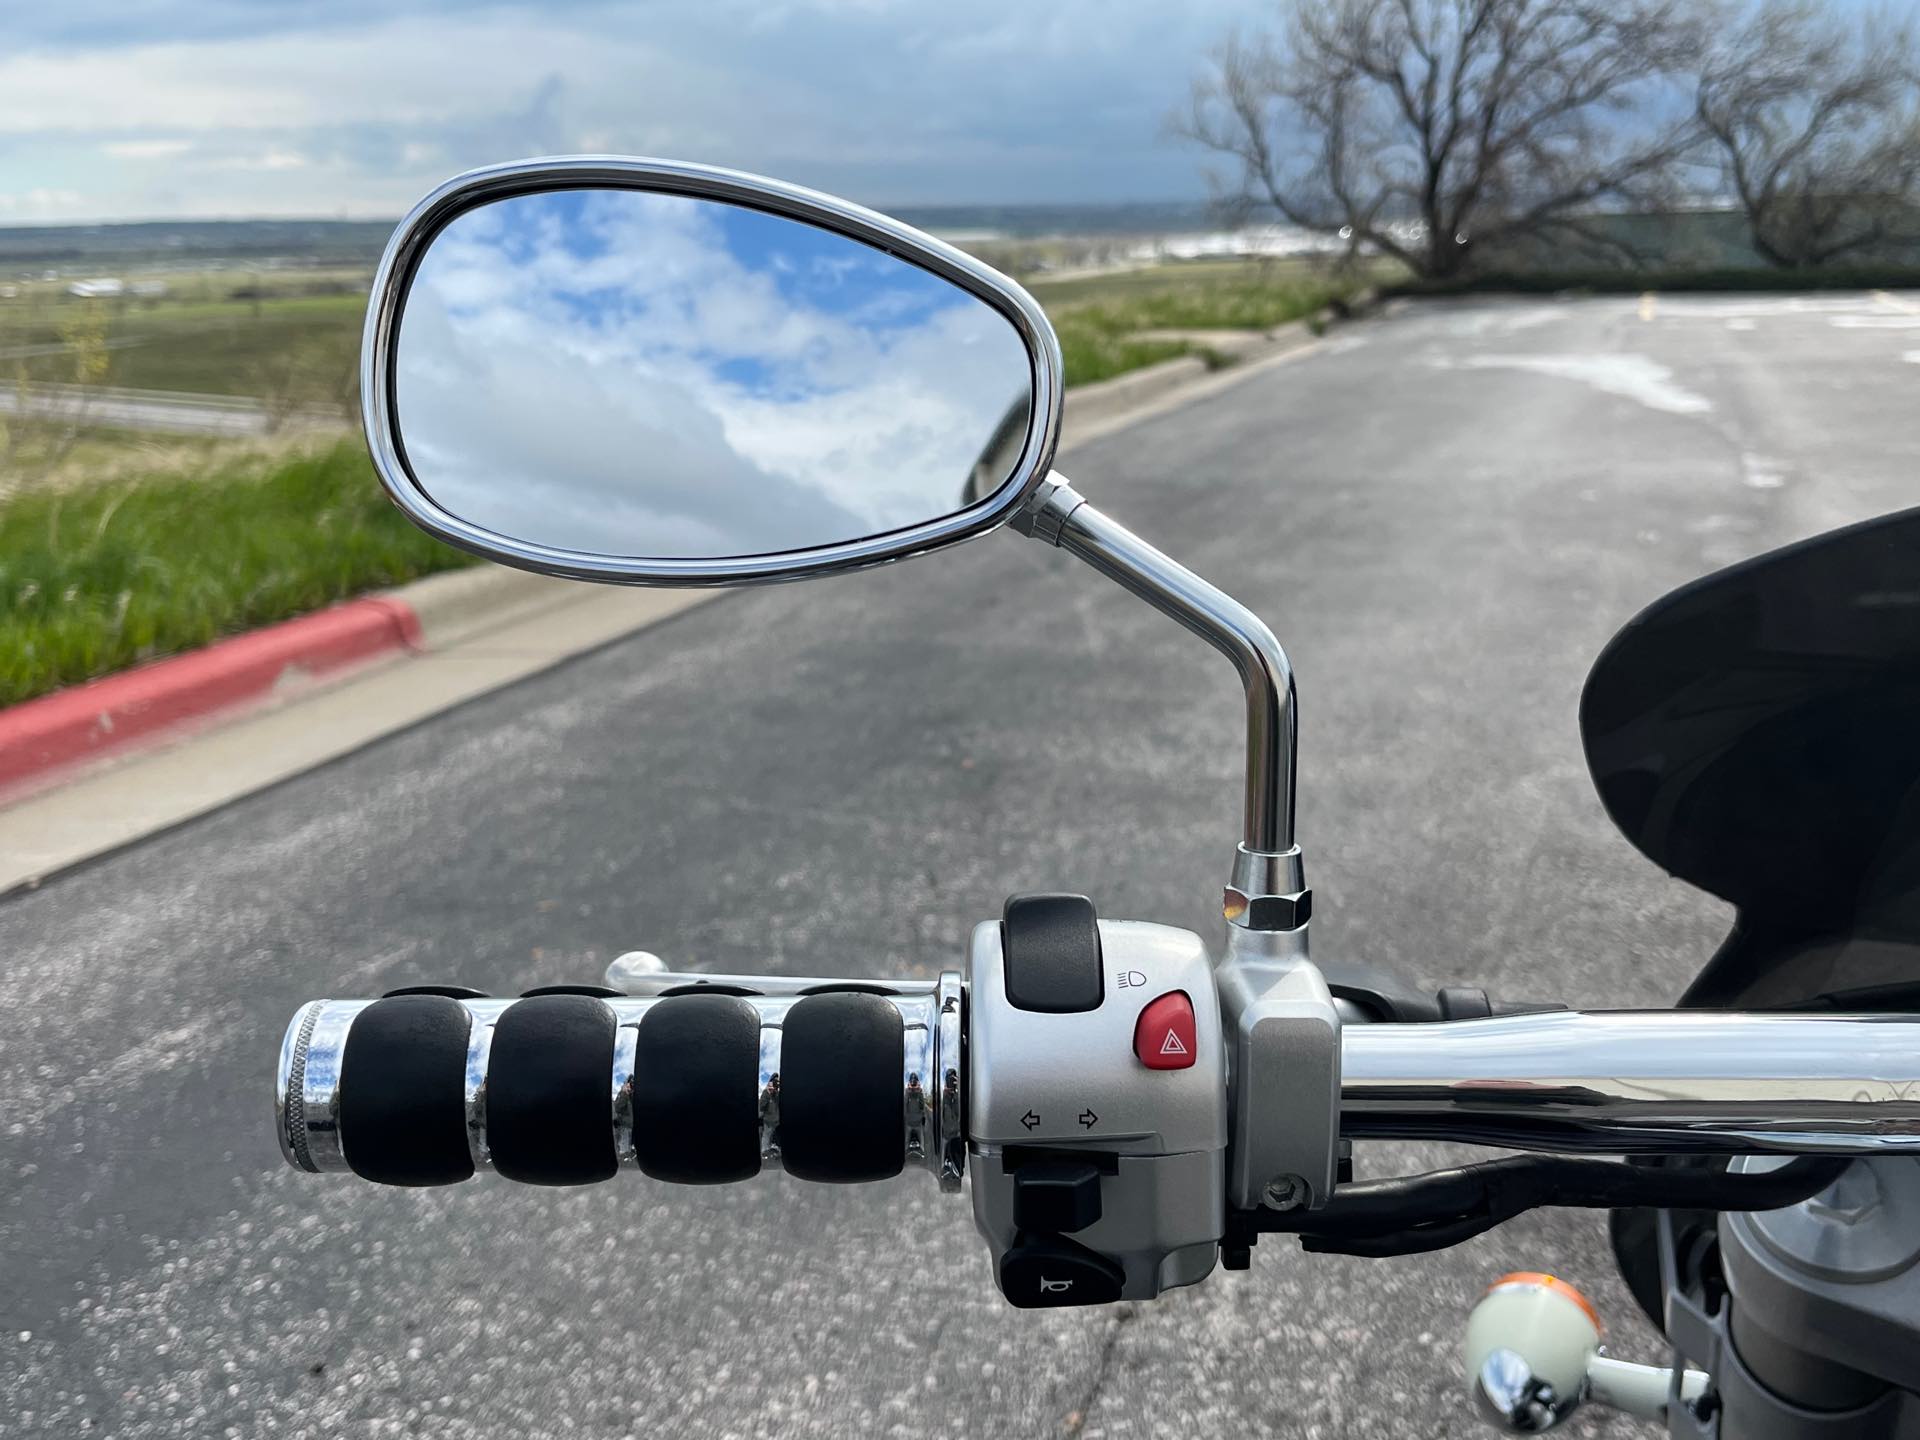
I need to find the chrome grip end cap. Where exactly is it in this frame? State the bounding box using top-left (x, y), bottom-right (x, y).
top-left (276, 998), bottom-right (365, 1173)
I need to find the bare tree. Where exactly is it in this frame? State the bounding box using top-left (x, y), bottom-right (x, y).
top-left (1175, 0), bottom-right (1708, 280)
top-left (1697, 2), bottom-right (1920, 268)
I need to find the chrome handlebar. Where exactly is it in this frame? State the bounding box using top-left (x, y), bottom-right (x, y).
top-left (1340, 1010), bottom-right (1920, 1156)
top-left (280, 988), bottom-right (1920, 1194)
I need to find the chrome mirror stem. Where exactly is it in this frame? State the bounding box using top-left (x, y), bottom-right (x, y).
top-left (1016, 475), bottom-right (1340, 1211)
top-left (1015, 474), bottom-right (1296, 858)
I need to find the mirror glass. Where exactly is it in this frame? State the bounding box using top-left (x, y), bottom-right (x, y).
top-left (391, 187), bottom-right (1035, 561)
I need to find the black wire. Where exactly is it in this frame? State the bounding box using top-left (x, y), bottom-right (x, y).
top-left (1301, 1213), bottom-right (1502, 1258)
top-left (1227, 1154), bottom-right (1850, 1259)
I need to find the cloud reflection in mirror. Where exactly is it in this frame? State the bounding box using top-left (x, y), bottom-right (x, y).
top-left (392, 187), bottom-right (1034, 560)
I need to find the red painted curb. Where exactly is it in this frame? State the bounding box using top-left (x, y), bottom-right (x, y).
top-left (0, 597), bottom-right (424, 799)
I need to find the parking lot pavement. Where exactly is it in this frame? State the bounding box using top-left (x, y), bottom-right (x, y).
top-left (2, 291), bottom-right (1915, 1437)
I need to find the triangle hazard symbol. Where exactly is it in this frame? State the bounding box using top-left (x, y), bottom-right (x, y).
top-left (1159, 1029), bottom-right (1189, 1057)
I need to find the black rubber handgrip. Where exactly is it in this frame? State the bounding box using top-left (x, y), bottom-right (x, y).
top-left (779, 992), bottom-right (904, 1183)
top-left (486, 994), bottom-right (618, 1186)
top-left (339, 994), bottom-right (474, 1186)
top-left (631, 993), bottom-right (762, 1184)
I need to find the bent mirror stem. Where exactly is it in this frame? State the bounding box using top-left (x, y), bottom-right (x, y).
top-left (1015, 473), bottom-right (1297, 861)
top-left (1017, 475), bottom-right (1336, 1210)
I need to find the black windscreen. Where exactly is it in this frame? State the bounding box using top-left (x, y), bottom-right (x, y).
top-left (1579, 507), bottom-right (1920, 1005)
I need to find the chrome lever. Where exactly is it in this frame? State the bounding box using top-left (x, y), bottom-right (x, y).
top-left (603, 951), bottom-right (941, 999)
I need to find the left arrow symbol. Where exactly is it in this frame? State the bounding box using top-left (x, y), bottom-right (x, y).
top-left (1020, 1110), bottom-right (1041, 1130)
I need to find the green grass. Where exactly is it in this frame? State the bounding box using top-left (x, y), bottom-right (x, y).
top-left (1036, 262), bottom-right (1369, 386)
top-left (7, 290), bottom-right (364, 405)
top-left (7, 259), bottom-right (1362, 405)
top-left (0, 257), bottom-right (1378, 706)
top-left (105, 312), bottom-right (358, 402)
top-left (1055, 331), bottom-right (1199, 387)
top-left (0, 441), bottom-right (476, 707)
top-left (1025, 257), bottom-right (1296, 303)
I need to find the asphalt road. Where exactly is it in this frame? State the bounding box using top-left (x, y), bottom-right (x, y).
top-left (4, 291), bottom-right (1919, 1438)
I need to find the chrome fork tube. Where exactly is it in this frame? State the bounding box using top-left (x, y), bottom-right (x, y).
top-left (1341, 1011), bottom-right (1920, 1154)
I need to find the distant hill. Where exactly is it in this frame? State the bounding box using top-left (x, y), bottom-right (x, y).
top-left (893, 201), bottom-right (1218, 239)
top-left (0, 208), bottom-right (1229, 272)
top-left (0, 219), bottom-right (398, 272)
top-left (3, 204), bottom-right (1910, 276)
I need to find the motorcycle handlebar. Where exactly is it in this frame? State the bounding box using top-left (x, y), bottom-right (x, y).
top-left (1340, 1009), bottom-right (1920, 1156)
top-left (277, 981), bottom-right (966, 1188)
top-left (279, 992), bottom-right (1920, 1191)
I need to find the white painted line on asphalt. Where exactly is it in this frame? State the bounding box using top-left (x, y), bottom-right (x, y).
top-left (1428, 352), bottom-right (1713, 415)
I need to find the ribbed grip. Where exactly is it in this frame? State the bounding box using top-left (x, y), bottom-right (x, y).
top-left (780, 993), bottom-right (905, 1182)
top-left (276, 980), bottom-right (964, 1189)
top-left (337, 994), bottom-right (474, 1186)
top-left (488, 994), bottom-right (619, 1185)
top-left (631, 993), bottom-right (762, 1183)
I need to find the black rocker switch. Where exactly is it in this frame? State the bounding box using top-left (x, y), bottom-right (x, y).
top-left (1002, 893), bottom-right (1103, 1013)
top-left (997, 1234), bottom-right (1125, 1308)
top-left (1012, 1160), bottom-right (1103, 1234)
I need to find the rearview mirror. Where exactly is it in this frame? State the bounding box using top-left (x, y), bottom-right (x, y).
top-left (363, 158), bottom-right (1063, 585)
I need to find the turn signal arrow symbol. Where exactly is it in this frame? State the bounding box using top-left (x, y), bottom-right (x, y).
top-left (1020, 1110), bottom-right (1040, 1131)
top-left (1078, 1109), bottom-right (1098, 1129)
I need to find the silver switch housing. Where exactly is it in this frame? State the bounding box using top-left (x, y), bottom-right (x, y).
top-left (967, 918), bottom-right (1228, 1300)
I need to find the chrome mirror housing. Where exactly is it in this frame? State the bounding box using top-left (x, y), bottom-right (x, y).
top-left (361, 156), bottom-right (1064, 587)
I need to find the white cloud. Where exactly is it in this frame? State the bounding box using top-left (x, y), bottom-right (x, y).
top-left (0, 188), bottom-right (85, 218)
top-left (393, 188), bottom-right (1032, 558)
top-left (0, 0), bottom-right (1273, 220)
top-left (102, 138), bottom-right (193, 159)
top-left (227, 149), bottom-right (310, 172)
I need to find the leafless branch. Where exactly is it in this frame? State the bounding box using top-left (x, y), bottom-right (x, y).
top-left (1173, 0), bottom-right (1709, 279)
top-left (1697, 1), bottom-right (1920, 267)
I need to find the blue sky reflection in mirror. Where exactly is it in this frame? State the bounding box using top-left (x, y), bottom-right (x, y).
top-left (394, 187), bottom-right (1033, 560)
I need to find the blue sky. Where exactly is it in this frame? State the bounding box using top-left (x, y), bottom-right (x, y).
top-left (0, 0), bottom-right (1277, 223)
top-left (398, 185), bottom-right (1032, 555)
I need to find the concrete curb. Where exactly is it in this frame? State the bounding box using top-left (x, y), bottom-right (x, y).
top-left (0, 596), bottom-right (425, 803)
top-left (0, 562), bottom-right (566, 804)
top-left (1065, 354), bottom-right (1217, 431)
top-left (386, 563), bottom-right (586, 648)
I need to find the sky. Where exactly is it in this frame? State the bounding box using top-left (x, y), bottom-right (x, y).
top-left (397, 186), bottom-right (1032, 557)
top-left (0, 0), bottom-right (1276, 225)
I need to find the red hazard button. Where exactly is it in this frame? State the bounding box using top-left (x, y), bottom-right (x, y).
top-left (1133, 991), bottom-right (1196, 1070)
